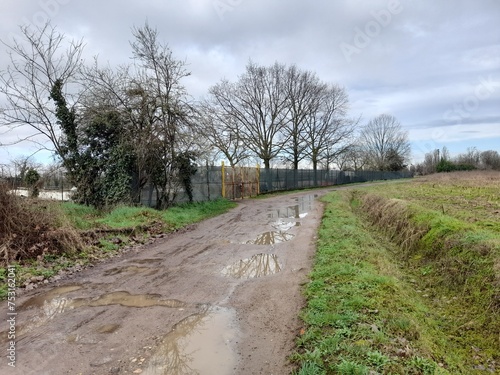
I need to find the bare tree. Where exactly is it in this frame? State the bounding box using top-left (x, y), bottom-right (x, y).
top-left (421, 149), bottom-right (439, 174)
top-left (10, 155), bottom-right (41, 182)
top-left (208, 61), bottom-right (290, 170)
top-left (441, 146), bottom-right (450, 161)
top-left (332, 144), bottom-right (367, 171)
top-left (304, 84), bottom-right (356, 170)
top-left (480, 150), bottom-right (500, 170)
top-left (456, 147), bottom-right (480, 167)
top-left (197, 100), bottom-right (250, 167)
top-left (282, 66), bottom-right (324, 169)
top-left (130, 23), bottom-right (195, 208)
top-left (360, 114), bottom-right (411, 171)
top-left (0, 22), bottom-right (85, 159)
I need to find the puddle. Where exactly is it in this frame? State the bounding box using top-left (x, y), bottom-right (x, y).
top-left (71, 291), bottom-right (189, 309)
top-left (266, 194), bottom-right (315, 219)
top-left (267, 205), bottom-right (306, 219)
top-left (23, 288), bottom-right (188, 311)
top-left (143, 307), bottom-right (237, 375)
top-left (221, 253), bottom-right (282, 279)
top-left (270, 219), bottom-right (301, 231)
top-left (17, 289), bottom-right (192, 337)
top-left (294, 194), bottom-right (318, 202)
top-left (20, 285), bottom-right (82, 309)
top-left (104, 266), bottom-right (158, 276)
top-left (96, 323), bottom-right (121, 334)
top-left (17, 296), bottom-right (74, 337)
top-left (245, 231), bottom-right (295, 245)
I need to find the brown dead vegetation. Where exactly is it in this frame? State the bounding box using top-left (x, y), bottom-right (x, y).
top-left (355, 192), bottom-right (429, 257)
top-left (0, 183), bottom-right (83, 265)
top-left (417, 170), bottom-right (500, 185)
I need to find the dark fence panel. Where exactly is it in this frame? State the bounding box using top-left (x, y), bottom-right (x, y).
top-left (140, 167), bottom-right (413, 207)
top-left (258, 169), bottom-right (413, 194)
top-left (139, 166), bottom-right (224, 207)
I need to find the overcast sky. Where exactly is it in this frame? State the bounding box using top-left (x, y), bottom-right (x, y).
top-left (0, 0), bottom-right (499, 167)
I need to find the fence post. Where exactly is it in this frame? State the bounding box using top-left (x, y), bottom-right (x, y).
top-left (60, 169), bottom-right (64, 202)
top-left (221, 161), bottom-right (225, 198)
top-left (256, 164), bottom-right (260, 195)
top-left (206, 161), bottom-right (211, 201)
top-left (232, 166), bottom-right (235, 199)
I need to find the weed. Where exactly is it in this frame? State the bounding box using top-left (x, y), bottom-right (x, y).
top-left (294, 361), bottom-right (326, 375)
top-left (98, 239), bottom-right (120, 252)
top-left (366, 350), bottom-right (390, 368)
top-left (336, 359), bottom-right (369, 374)
top-left (408, 356), bottom-right (437, 374)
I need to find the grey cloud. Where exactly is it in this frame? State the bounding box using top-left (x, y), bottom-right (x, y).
top-left (0, 0), bottom-right (499, 163)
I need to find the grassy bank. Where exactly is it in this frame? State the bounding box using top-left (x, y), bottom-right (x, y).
top-left (0, 199), bottom-right (237, 298)
top-left (294, 172), bottom-right (499, 374)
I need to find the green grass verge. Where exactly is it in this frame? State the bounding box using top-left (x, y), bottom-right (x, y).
top-left (61, 199), bottom-right (238, 230)
top-left (292, 191), bottom-right (480, 374)
top-left (351, 189), bottom-right (499, 372)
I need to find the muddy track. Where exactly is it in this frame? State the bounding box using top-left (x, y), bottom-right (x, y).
top-left (1, 189), bottom-right (334, 375)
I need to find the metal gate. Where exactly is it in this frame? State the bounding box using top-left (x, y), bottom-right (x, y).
top-left (221, 163), bottom-right (260, 199)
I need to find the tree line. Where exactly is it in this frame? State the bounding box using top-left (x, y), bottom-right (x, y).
top-left (415, 147), bottom-right (500, 175)
top-left (0, 22), bottom-right (411, 208)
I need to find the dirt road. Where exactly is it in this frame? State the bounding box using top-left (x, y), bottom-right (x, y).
top-left (1, 189), bottom-right (329, 375)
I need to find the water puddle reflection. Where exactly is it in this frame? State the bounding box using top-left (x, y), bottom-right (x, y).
top-left (267, 205), bottom-right (309, 219)
top-left (143, 307), bottom-right (237, 375)
top-left (20, 285), bottom-right (82, 309)
top-left (73, 292), bottom-right (188, 309)
top-left (245, 231), bottom-right (295, 245)
top-left (270, 220), bottom-right (301, 231)
top-left (221, 253), bottom-right (282, 279)
top-left (267, 194), bottom-right (315, 219)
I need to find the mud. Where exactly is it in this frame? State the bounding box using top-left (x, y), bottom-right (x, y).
top-left (103, 265), bottom-right (158, 276)
top-left (95, 324), bottom-right (121, 334)
top-left (127, 258), bottom-right (164, 264)
top-left (1, 190), bottom-right (331, 375)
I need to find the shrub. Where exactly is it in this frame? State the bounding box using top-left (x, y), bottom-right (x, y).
top-left (0, 183), bottom-right (83, 265)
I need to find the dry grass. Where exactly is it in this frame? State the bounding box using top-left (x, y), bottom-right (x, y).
top-left (417, 170), bottom-right (500, 185)
top-left (368, 171), bottom-right (500, 234)
top-left (355, 193), bottom-right (429, 258)
top-left (0, 183), bottom-right (83, 265)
